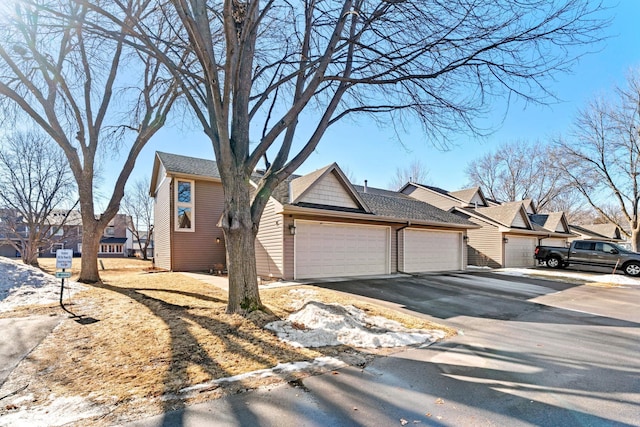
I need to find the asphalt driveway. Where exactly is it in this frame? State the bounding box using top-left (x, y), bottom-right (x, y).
top-left (127, 270), bottom-right (640, 426)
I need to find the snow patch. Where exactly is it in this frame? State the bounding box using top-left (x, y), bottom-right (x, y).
top-left (0, 395), bottom-right (107, 427)
top-left (266, 301), bottom-right (445, 348)
top-left (0, 256), bottom-right (84, 312)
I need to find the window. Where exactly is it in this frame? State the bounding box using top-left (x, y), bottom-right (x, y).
top-left (50, 243), bottom-right (64, 254)
top-left (574, 241), bottom-right (595, 251)
top-left (596, 242), bottom-right (618, 254)
top-left (175, 179), bottom-right (194, 231)
top-left (99, 244), bottom-right (123, 254)
top-left (105, 227), bottom-right (115, 236)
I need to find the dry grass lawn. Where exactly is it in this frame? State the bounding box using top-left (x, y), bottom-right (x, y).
top-left (0, 258), bottom-right (455, 425)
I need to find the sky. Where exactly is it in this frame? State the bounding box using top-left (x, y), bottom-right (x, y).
top-left (106, 1), bottom-right (640, 204)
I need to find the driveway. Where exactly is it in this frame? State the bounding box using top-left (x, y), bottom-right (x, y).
top-left (125, 271), bottom-right (640, 426)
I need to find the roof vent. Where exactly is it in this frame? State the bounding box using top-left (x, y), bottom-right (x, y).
top-left (364, 180), bottom-right (368, 193)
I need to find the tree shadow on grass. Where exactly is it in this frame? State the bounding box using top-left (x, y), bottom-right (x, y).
top-left (96, 282), bottom-right (332, 426)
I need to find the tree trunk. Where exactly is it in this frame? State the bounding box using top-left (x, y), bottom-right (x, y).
top-left (78, 221), bottom-right (102, 283)
top-left (221, 176), bottom-right (262, 314)
top-left (22, 240), bottom-right (40, 267)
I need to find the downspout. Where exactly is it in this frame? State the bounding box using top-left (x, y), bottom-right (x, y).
top-left (396, 221), bottom-right (411, 274)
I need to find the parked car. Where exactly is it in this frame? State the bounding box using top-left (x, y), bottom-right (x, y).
top-left (535, 240), bottom-right (640, 276)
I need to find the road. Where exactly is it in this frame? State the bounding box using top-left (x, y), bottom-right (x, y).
top-left (125, 270), bottom-right (640, 426)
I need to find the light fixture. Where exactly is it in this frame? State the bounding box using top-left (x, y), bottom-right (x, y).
top-left (289, 224), bottom-right (296, 235)
top-left (216, 237), bottom-right (221, 244)
top-left (503, 237), bottom-right (509, 243)
top-left (462, 235), bottom-right (469, 241)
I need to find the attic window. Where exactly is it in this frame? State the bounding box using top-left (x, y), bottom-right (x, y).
top-left (175, 179), bottom-right (194, 231)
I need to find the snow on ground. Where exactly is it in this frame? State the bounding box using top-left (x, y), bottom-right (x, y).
top-left (0, 395), bottom-right (107, 427)
top-left (0, 256), bottom-right (84, 312)
top-left (494, 267), bottom-right (640, 285)
top-left (265, 290), bottom-right (445, 348)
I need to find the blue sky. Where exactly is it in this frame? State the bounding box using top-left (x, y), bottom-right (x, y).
top-left (120, 0), bottom-right (640, 203)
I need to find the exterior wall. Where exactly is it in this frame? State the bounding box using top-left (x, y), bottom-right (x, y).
top-left (465, 217), bottom-right (503, 268)
top-left (402, 186), bottom-right (459, 211)
top-left (299, 172), bottom-right (358, 208)
top-left (282, 213), bottom-right (466, 280)
top-left (153, 176), bottom-right (172, 270)
top-left (469, 193), bottom-right (485, 207)
top-left (512, 212), bottom-right (528, 228)
top-left (255, 197), bottom-right (284, 278)
top-left (170, 180), bottom-right (226, 271)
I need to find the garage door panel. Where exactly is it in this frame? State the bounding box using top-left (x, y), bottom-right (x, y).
top-left (505, 236), bottom-right (537, 267)
top-left (295, 222), bottom-right (389, 279)
top-left (403, 229), bottom-right (462, 273)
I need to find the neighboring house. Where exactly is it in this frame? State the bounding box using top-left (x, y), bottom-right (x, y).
top-left (95, 213), bottom-right (134, 258)
top-left (568, 224), bottom-right (624, 243)
top-left (529, 212), bottom-right (573, 247)
top-left (400, 183), bottom-right (574, 268)
top-left (43, 209), bottom-right (83, 256)
top-left (150, 152), bottom-right (478, 279)
top-left (131, 231), bottom-right (154, 259)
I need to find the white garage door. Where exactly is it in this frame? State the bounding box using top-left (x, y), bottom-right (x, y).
top-left (504, 236), bottom-right (537, 267)
top-left (402, 229), bottom-right (462, 272)
top-left (295, 221), bottom-right (390, 279)
top-left (540, 238), bottom-right (567, 248)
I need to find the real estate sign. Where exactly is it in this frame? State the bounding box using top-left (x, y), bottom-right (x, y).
top-left (55, 249), bottom-right (73, 269)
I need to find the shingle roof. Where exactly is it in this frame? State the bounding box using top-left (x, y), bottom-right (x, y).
top-left (531, 212), bottom-right (566, 233)
top-left (475, 201), bottom-right (528, 228)
top-left (157, 151), bottom-right (220, 179)
top-left (357, 192), bottom-right (473, 225)
top-left (449, 187), bottom-right (481, 204)
top-left (579, 223), bottom-right (621, 239)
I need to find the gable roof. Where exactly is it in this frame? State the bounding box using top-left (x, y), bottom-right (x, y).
top-left (289, 163), bottom-right (370, 212)
top-left (449, 187), bottom-right (488, 207)
top-left (529, 212), bottom-right (572, 234)
top-left (150, 152), bottom-right (221, 195)
top-left (474, 201), bottom-right (533, 229)
top-left (573, 223), bottom-right (622, 240)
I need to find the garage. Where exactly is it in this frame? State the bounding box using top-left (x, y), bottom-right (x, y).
top-left (401, 229), bottom-right (463, 272)
top-left (539, 238), bottom-right (567, 248)
top-left (294, 221), bottom-right (390, 279)
top-left (504, 235), bottom-right (537, 267)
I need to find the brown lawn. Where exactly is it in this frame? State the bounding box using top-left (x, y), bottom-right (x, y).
top-left (0, 257), bottom-right (455, 426)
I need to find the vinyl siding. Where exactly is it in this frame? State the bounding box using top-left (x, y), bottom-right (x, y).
top-left (171, 180), bottom-right (226, 271)
top-left (299, 172), bottom-right (358, 208)
top-left (153, 176), bottom-right (172, 270)
top-left (465, 218), bottom-right (503, 268)
top-left (512, 212), bottom-right (528, 228)
top-left (255, 197), bottom-right (284, 278)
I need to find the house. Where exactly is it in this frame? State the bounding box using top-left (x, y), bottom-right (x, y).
top-left (400, 183), bottom-right (574, 268)
top-left (568, 223), bottom-right (624, 243)
top-left (95, 213), bottom-right (134, 257)
top-left (150, 152), bottom-right (478, 279)
top-left (43, 209), bottom-right (83, 256)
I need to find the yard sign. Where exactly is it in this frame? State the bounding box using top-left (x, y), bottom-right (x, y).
top-left (55, 249), bottom-right (73, 269)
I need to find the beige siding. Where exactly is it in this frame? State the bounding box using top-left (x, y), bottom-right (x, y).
top-left (299, 172), bottom-right (358, 208)
top-left (512, 211), bottom-right (528, 228)
top-left (466, 218), bottom-right (503, 268)
top-left (256, 198), bottom-right (284, 278)
top-left (469, 193), bottom-right (485, 207)
top-left (153, 177), bottom-right (172, 270)
top-left (402, 187), bottom-right (459, 211)
top-left (171, 180), bottom-right (226, 271)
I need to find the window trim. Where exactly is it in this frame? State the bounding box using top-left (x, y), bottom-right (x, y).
top-left (175, 178), bottom-right (195, 232)
top-left (50, 243), bottom-right (64, 254)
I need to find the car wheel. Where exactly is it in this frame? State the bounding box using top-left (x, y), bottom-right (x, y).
top-left (623, 262), bottom-right (640, 277)
top-left (546, 256), bottom-right (562, 269)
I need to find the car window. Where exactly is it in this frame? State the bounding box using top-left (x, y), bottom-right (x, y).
top-left (574, 241), bottom-right (595, 250)
top-left (595, 243), bottom-right (617, 253)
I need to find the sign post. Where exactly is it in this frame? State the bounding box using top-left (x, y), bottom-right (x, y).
top-left (56, 249), bottom-right (73, 309)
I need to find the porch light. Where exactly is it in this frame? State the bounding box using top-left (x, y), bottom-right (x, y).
top-left (503, 237), bottom-right (509, 243)
top-left (216, 237), bottom-right (221, 244)
top-left (289, 224), bottom-right (296, 235)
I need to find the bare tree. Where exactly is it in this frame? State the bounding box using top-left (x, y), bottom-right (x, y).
top-left (0, 1), bottom-right (179, 282)
top-left (388, 160), bottom-right (430, 190)
top-left (90, 0), bottom-right (606, 313)
top-left (465, 140), bottom-right (579, 212)
top-left (0, 131), bottom-right (76, 266)
top-left (121, 177), bottom-right (154, 260)
top-left (557, 69), bottom-right (640, 250)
